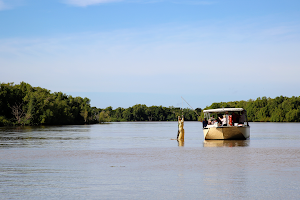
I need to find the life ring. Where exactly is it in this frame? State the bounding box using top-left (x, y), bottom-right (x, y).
top-left (228, 115), bottom-right (233, 126)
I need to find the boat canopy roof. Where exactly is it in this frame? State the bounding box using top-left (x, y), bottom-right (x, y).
top-left (203, 108), bottom-right (245, 113)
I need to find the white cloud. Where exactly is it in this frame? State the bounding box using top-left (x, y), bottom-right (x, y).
top-left (1, 20), bottom-right (300, 96)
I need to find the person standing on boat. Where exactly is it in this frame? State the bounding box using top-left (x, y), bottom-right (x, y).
top-left (202, 118), bottom-right (208, 128)
top-left (232, 112), bottom-right (239, 124)
top-left (177, 116), bottom-right (184, 140)
top-left (219, 115), bottom-right (227, 126)
top-left (239, 111), bottom-right (246, 124)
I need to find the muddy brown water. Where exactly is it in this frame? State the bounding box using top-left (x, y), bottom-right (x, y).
top-left (0, 122), bottom-right (300, 199)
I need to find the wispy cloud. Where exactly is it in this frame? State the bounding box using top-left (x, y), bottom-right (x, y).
top-left (0, 0), bottom-right (9, 10)
top-left (171, 0), bottom-right (215, 5)
top-left (0, 0), bottom-right (23, 10)
top-left (63, 0), bottom-right (122, 7)
top-left (1, 20), bottom-right (300, 94)
top-left (63, 0), bottom-right (215, 7)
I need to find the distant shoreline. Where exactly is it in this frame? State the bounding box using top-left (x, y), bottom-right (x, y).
top-left (1, 82), bottom-right (300, 126)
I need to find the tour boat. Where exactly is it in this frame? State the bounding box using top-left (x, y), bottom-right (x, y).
top-left (203, 108), bottom-right (250, 140)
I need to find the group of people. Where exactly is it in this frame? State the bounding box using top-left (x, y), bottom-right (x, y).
top-left (202, 115), bottom-right (225, 128)
top-left (202, 111), bottom-right (246, 128)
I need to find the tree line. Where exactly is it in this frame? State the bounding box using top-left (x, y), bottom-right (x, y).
top-left (0, 82), bottom-right (96, 126)
top-left (0, 82), bottom-right (199, 126)
top-left (1, 82), bottom-right (300, 126)
top-left (99, 105), bottom-right (200, 123)
top-left (203, 96), bottom-right (300, 122)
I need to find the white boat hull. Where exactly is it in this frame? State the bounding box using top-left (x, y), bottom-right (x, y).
top-left (203, 126), bottom-right (250, 140)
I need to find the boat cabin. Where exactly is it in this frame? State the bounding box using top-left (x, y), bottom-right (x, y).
top-left (203, 108), bottom-right (249, 128)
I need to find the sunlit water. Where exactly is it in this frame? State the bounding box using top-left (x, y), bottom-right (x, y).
top-left (1, 122), bottom-right (300, 199)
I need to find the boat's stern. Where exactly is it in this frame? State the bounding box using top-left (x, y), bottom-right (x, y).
top-left (203, 126), bottom-right (250, 140)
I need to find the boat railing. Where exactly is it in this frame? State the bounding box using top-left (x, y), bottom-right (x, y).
top-left (205, 122), bottom-right (248, 129)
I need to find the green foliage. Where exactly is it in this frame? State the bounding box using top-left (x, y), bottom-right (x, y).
top-left (4, 82), bottom-right (299, 125)
top-left (106, 105), bottom-right (198, 122)
top-left (0, 82), bottom-right (199, 126)
top-left (99, 110), bottom-right (111, 123)
top-left (0, 82), bottom-right (93, 126)
top-left (204, 96), bottom-right (300, 122)
top-left (0, 116), bottom-right (11, 126)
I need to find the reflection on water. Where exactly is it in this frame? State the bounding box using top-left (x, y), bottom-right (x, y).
top-left (177, 139), bottom-right (184, 146)
top-left (203, 139), bottom-right (250, 147)
top-left (0, 125), bottom-right (91, 149)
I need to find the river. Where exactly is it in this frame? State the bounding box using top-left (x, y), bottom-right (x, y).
top-left (0, 122), bottom-right (300, 199)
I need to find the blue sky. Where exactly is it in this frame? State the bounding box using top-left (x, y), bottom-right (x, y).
top-left (1, 0), bottom-right (300, 109)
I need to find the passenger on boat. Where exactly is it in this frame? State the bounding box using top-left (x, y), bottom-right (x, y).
top-left (232, 112), bottom-right (239, 124)
top-left (239, 111), bottom-right (246, 124)
top-left (214, 119), bottom-right (219, 126)
top-left (219, 115), bottom-right (227, 126)
top-left (208, 117), bottom-right (212, 125)
top-left (202, 118), bottom-right (208, 128)
top-left (208, 116), bottom-right (215, 125)
top-left (216, 115), bottom-right (221, 125)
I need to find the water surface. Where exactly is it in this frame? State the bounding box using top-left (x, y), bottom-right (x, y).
top-left (1, 122), bottom-right (300, 199)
